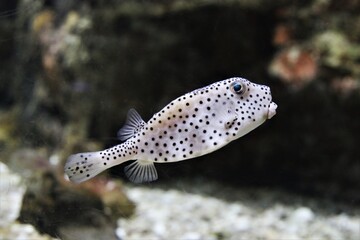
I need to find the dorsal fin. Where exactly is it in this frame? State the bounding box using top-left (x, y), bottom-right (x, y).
top-left (117, 108), bottom-right (145, 141)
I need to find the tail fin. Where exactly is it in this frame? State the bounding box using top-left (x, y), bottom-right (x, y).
top-left (64, 151), bottom-right (109, 183)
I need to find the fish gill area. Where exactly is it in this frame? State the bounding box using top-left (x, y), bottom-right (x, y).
top-left (0, 0), bottom-right (359, 239)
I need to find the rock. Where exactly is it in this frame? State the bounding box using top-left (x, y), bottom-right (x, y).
top-left (0, 162), bottom-right (26, 227)
top-left (79, 177), bottom-right (136, 220)
top-left (1, 148), bottom-right (134, 239)
top-left (0, 162), bottom-right (57, 240)
top-left (18, 170), bottom-right (134, 239)
top-left (290, 207), bottom-right (315, 224)
top-left (0, 222), bottom-right (57, 240)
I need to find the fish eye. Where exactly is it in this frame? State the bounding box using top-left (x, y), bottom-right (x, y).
top-left (231, 82), bottom-right (246, 94)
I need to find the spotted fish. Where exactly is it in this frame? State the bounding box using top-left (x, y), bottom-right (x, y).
top-left (65, 77), bottom-right (277, 183)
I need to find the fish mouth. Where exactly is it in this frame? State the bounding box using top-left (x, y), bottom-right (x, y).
top-left (267, 102), bottom-right (277, 119)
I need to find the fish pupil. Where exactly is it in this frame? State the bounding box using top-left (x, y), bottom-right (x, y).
top-left (233, 83), bottom-right (242, 93)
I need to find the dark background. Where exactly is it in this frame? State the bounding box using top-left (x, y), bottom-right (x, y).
top-left (1, 0), bottom-right (359, 205)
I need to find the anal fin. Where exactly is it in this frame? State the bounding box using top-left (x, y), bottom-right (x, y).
top-left (124, 160), bottom-right (158, 183)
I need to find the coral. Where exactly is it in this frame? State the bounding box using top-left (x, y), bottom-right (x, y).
top-left (269, 46), bottom-right (318, 87)
top-left (313, 31), bottom-right (360, 75)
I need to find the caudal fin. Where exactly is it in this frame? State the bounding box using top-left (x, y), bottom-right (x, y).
top-left (64, 151), bottom-right (108, 183)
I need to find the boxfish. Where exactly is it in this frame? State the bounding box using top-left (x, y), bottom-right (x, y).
top-left (65, 77), bottom-right (277, 183)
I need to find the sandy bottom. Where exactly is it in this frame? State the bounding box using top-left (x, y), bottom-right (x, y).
top-left (117, 178), bottom-right (360, 240)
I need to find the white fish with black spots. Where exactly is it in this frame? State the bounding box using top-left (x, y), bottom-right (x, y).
top-left (65, 77), bottom-right (277, 183)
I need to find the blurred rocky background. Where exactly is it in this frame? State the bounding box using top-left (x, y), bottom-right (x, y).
top-left (0, 0), bottom-right (359, 239)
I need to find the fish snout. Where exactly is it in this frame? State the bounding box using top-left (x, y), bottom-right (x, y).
top-left (267, 102), bottom-right (277, 119)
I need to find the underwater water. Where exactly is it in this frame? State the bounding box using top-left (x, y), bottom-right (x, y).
top-left (0, 0), bottom-right (359, 239)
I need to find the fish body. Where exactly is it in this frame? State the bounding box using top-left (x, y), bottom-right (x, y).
top-left (65, 77), bottom-right (277, 183)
